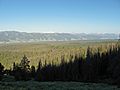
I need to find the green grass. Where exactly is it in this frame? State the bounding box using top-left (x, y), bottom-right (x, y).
top-left (0, 81), bottom-right (119, 90)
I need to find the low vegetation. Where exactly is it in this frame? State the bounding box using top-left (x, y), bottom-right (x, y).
top-left (0, 81), bottom-right (119, 90)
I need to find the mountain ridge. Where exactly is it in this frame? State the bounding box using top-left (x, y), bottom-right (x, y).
top-left (0, 31), bottom-right (118, 42)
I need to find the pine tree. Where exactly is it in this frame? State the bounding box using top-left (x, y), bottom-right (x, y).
top-left (0, 63), bottom-right (4, 80)
top-left (30, 65), bottom-right (35, 78)
top-left (12, 55), bottom-right (31, 81)
top-left (86, 46), bottom-right (92, 64)
top-left (36, 60), bottom-right (42, 81)
top-left (19, 55), bottom-right (30, 72)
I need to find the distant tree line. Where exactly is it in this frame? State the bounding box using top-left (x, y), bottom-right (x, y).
top-left (0, 43), bottom-right (120, 86)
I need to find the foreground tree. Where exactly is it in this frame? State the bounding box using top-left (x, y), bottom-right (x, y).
top-left (35, 60), bottom-right (42, 81)
top-left (12, 55), bottom-right (30, 80)
top-left (0, 63), bottom-right (4, 80)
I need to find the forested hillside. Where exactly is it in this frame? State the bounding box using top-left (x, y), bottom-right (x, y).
top-left (0, 41), bottom-right (120, 87)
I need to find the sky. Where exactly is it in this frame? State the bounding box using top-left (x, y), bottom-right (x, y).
top-left (0, 0), bottom-right (120, 33)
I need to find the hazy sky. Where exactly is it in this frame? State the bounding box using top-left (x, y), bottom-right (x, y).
top-left (0, 0), bottom-right (120, 33)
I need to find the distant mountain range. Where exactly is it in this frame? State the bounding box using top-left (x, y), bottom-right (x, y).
top-left (0, 31), bottom-right (118, 43)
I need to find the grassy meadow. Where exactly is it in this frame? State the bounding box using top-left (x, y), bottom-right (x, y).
top-left (0, 40), bottom-right (118, 69)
